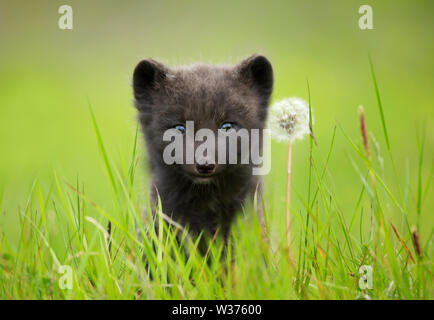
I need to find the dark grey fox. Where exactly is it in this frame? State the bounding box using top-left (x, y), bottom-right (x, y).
top-left (132, 55), bottom-right (273, 238)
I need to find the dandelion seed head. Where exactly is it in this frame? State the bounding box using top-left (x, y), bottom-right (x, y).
top-left (268, 97), bottom-right (311, 142)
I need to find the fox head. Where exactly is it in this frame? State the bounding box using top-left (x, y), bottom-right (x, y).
top-left (132, 55), bottom-right (273, 184)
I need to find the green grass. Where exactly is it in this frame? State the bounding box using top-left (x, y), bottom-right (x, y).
top-left (0, 66), bottom-right (432, 299)
top-left (0, 0), bottom-right (433, 300)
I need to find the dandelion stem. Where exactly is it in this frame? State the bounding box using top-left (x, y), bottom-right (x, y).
top-left (286, 141), bottom-right (293, 261)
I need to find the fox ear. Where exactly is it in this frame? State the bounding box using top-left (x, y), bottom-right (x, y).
top-left (133, 59), bottom-right (167, 100)
top-left (237, 55), bottom-right (273, 100)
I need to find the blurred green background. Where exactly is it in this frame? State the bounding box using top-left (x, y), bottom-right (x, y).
top-left (0, 0), bottom-right (433, 244)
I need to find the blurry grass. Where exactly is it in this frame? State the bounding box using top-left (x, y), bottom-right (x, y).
top-left (0, 64), bottom-right (432, 299)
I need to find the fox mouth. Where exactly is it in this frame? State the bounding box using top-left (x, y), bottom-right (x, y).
top-left (190, 173), bottom-right (216, 178)
top-left (189, 172), bottom-right (218, 184)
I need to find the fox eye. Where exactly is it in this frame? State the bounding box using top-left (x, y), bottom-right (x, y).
top-left (174, 124), bottom-right (186, 134)
top-left (221, 122), bottom-right (235, 131)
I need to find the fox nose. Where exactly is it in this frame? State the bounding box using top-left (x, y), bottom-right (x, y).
top-left (195, 163), bottom-right (215, 175)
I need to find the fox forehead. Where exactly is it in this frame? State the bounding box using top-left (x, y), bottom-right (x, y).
top-left (147, 68), bottom-right (258, 127)
top-left (161, 64), bottom-right (252, 99)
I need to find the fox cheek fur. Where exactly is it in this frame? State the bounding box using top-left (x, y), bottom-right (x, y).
top-left (132, 55), bottom-right (273, 237)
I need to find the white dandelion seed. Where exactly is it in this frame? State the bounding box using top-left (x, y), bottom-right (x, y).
top-left (268, 97), bottom-right (311, 142)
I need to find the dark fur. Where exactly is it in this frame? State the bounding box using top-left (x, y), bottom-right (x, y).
top-left (132, 55), bottom-right (273, 237)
